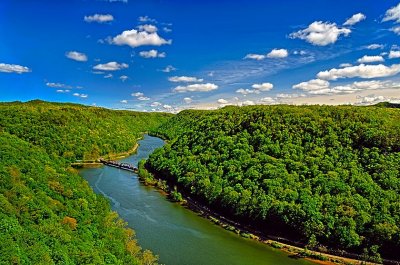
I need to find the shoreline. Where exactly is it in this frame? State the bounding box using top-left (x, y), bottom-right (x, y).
top-left (139, 166), bottom-right (392, 265)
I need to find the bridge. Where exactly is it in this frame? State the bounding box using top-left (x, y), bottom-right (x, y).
top-left (99, 158), bottom-right (138, 173)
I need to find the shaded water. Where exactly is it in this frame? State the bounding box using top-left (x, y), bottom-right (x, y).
top-left (81, 135), bottom-right (313, 265)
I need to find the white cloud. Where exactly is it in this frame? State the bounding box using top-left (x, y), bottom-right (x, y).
top-left (131, 92), bottom-right (144, 97)
top-left (289, 21), bottom-right (351, 46)
top-left (357, 55), bottom-right (384, 64)
top-left (120, 75), bottom-right (128, 81)
top-left (111, 28), bottom-right (171, 48)
top-left (260, 97), bottom-right (275, 104)
top-left (56, 89), bottom-right (70, 93)
top-left (0, 63), bottom-right (31, 74)
top-left (163, 27), bottom-right (172, 33)
top-left (293, 79), bottom-right (330, 91)
top-left (365, 44), bottom-right (385, 50)
top-left (161, 65), bottom-right (176, 72)
top-left (267, 49), bottom-right (288, 58)
top-left (317, 64), bottom-right (400, 80)
top-left (163, 104), bottom-right (172, 109)
top-left (293, 50), bottom-right (307, 55)
top-left (168, 76), bottom-right (204, 82)
top-left (382, 3), bottom-right (400, 23)
top-left (173, 83), bottom-right (218, 93)
top-left (104, 74), bottom-right (113, 78)
top-left (120, 100), bottom-right (128, 104)
top-left (66, 51), bottom-right (88, 62)
top-left (84, 14), bottom-right (114, 23)
top-left (46, 82), bottom-right (72, 89)
top-left (391, 26), bottom-right (400, 35)
top-left (139, 49), bottom-right (166, 58)
top-left (389, 50), bottom-right (400, 59)
top-left (138, 16), bottom-right (156, 23)
top-left (339, 63), bottom-right (352, 68)
top-left (151, 101), bottom-right (162, 107)
top-left (93, 62), bottom-right (128, 71)
top-left (252, 82), bottom-right (274, 91)
top-left (276, 93), bottom-right (305, 99)
top-left (294, 79), bottom-right (398, 95)
top-left (137, 24), bottom-right (158, 33)
top-left (217, 98), bottom-right (228, 104)
top-left (343, 13), bottom-right (366, 26)
top-left (244, 54), bottom-right (266, 60)
top-left (138, 96), bottom-right (150, 101)
top-left (236, 88), bottom-right (258, 95)
top-left (183, 97), bottom-right (193, 103)
top-left (241, 100), bottom-right (255, 106)
top-left (358, 95), bottom-right (386, 104)
top-left (73, 93), bottom-right (88, 98)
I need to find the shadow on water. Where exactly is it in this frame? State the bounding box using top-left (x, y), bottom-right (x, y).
top-left (80, 135), bottom-right (314, 265)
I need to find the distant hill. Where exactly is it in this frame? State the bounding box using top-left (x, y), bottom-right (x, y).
top-left (374, 101), bottom-right (400, 108)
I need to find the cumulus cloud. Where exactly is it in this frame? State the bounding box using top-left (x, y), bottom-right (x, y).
top-left (391, 26), bottom-right (400, 35)
top-left (173, 83), bottom-right (218, 93)
top-left (365, 44), bottom-right (385, 50)
top-left (120, 100), bottom-right (128, 104)
top-left (168, 76), bottom-right (204, 82)
top-left (56, 89), bottom-right (70, 93)
top-left (131, 92), bottom-right (144, 97)
top-left (267, 49), bottom-right (288, 58)
top-left (93, 62), bottom-right (128, 71)
top-left (217, 98), bottom-right (228, 104)
top-left (252, 82), bottom-right (274, 91)
top-left (73, 93), bottom-right (88, 98)
top-left (138, 16), bottom-right (156, 23)
top-left (151, 101), bottom-right (162, 107)
top-left (183, 97), bottom-right (193, 103)
top-left (382, 3), bottom-right (400, 23)
top-left (111, 28), bottom-right (171, 48)
top-left (120, 75), bottom-right (128, 81)
top-left (46, 82), bottom-right (72, 89)
top-left (244, 54), bottom-right (266, 60)
top-left (241, 100), bottom-right (255, 106)
top-left (139, 49), bottom-right (166, 58)
top-left (343, 13), bottom-right (366, 26)
top-left (389, 50), bottom-right (400, 59)
top-left (317, 64), bottom-right (400, 80)
top-left (137, 24), bottom-right (158, 33)
top-left (289, 21), bottom-right (351, 46)
top-left (104, 74), bottom-right (113, 78)
top-left (138, 96), bottom-right (150, 101)
top-left (260, 97), bottom-right (275, 104)
top-left (0, 63), bottom-right (31, 74)
top-left (161, 65), bottom-right (176, 73)
top-left (293, 79), bottom-right (330, 91)
top-left (339, 63), bottom-right (352, 68)
top-left (294, 79), bottom-right (399, 95)
top-left (236, 88), bottom-right (258, 95)
top-left (163, 104), bottom-right (172, 109)
top-left (357, 55), bottom-right (384, 64)
top-left (84, 14), bottom-right (114, 23)
top-left (66, 51), bottom-right (87, 62)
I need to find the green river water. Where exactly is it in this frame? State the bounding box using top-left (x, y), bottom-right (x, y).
top-left (80, 135), bottom-right (314, 265)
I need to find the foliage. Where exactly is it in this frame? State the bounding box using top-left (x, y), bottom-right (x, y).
top-left (146, 104), bottom-right (400, 260)
top-left (0, 101), bottom-right (170, 264)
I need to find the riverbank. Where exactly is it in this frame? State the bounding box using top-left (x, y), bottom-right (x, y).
top-left (138, 163), bottom-right (388, 265)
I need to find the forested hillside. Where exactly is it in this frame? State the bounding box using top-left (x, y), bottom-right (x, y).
top-left (0, 101), bottom-right (171, 264)
top-left (146, 105), bottom-right (400, 261)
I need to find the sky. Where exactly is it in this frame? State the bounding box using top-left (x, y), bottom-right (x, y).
top-left (1, 0), bottom-right (400, 112)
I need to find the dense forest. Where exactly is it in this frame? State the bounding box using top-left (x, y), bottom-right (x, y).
top-left (146, 104), bottom-right (400, 261)
top-left (0, 100), bottom-right (171, 264)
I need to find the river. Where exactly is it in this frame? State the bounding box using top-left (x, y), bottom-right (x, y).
top-left (80, 135), bottom-right (314, 265)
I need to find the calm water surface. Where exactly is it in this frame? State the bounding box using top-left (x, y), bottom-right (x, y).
top-left (80, 135), bottom-right (313, 265)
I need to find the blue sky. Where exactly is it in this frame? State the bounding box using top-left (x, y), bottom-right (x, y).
top-left (1, 0), bottom-right (400, 111)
